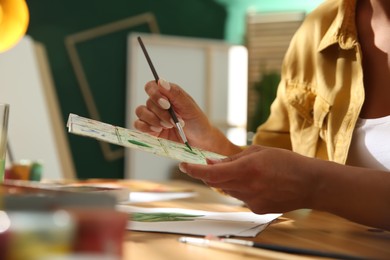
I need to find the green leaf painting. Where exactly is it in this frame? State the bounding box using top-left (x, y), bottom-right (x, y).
top-left (131, 212), bottom-right (204, 222)
top-left (184, 147), bottom-right (197, 155)
top-left (128, 139), bottom-right (152, 148)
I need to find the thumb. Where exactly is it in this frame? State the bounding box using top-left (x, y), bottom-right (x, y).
top-left (223, 145), bottom-right (267, 162)
top-left (158, 79), bottom-right (183, 102)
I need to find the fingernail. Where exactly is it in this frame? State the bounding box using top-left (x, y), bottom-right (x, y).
top-left (178, 118), bottom-right (185, 127)
top-left (158, 98), bottom-right (171, 109)
top-left (159, 79), bottom-right (171, 90)
top-left (160, 120), bottom-right (173, 128)
top-left (150, 126), bottom-right (163, 132)
top-left (179, 163), bottom-right (187, 173)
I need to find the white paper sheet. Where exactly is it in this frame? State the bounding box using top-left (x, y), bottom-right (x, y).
top-left (117, 205), bottom-right (281, 237)
top-left (128, 191), bottom-right (197, 203)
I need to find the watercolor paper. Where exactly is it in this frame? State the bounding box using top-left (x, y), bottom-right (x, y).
top-left (67, 113), bottom-right (226, 165)
top-left (117, 205), bottom-right (281, 237)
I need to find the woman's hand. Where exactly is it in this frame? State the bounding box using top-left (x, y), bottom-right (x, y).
top-left (133, 79), bottom-right (241, 155)
top-left (179, 145), bottom-right (390, 231)
top-left (179, 145), bottom-right (319, 214)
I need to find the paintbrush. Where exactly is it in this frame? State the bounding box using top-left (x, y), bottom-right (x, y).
top-left (137, 36), bottom-right (192, 151)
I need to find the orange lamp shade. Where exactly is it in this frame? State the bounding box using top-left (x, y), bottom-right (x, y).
top-left (0, 0), bottom-right (29, 53)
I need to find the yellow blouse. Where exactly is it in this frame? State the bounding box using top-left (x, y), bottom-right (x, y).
top-left (253, 0), bottom-right (362, 164)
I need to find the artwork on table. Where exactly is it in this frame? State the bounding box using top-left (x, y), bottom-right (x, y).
top-left (117, 205), bottom-right (281, 237)
top-left (67, 113), bottom-right (226, 165)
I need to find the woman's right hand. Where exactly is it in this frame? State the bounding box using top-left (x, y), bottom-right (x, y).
top-left (134, 79), bottom-right (223, 152)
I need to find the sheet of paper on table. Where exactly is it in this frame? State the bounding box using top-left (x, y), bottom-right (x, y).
top-left (117, 205), bottom-right (281, 237)
top-left (67, 113), bottom-right (226, 165)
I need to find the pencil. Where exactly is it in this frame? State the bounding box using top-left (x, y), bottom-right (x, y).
top-left (220, 238), bottom-right (365, 260)
top-left (178, 236), bottom-right (313, 260)
top-left (137, 36), bottom-right (192, 151)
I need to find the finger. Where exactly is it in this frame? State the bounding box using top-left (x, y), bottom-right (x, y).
top-left (179, 160), bottom-right (243, 183)
top-left (205, 146), bottom-right (266, 165)
top-left (225, 145), bottom-right (266, 161)
top-left (133, 119), bottom-right (162, 134)
top-left (158, 79), bottom-right (197, 116)
top-left (134, 105), bottom-right (167, 130)
top-left (145, 99), bottom-right (174, 129)
top-left (157, 79), bottom-right (178, 102)
top-left (145, 79), bottom-right (189, 128)
top-left (206, 158), bottom-right (225, 165)
top-left (144, 80), bottom-right (172, 110)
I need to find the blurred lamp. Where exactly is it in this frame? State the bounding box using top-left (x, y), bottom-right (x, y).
top-left (0, 0), bottom-right (29, 53)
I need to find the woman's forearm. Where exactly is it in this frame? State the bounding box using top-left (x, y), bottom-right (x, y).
top-left (312, 159), bottom-right (390, 230)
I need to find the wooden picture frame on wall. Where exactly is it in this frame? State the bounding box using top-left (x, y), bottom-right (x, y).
top-left (65, 13), bottom-right (160, 162)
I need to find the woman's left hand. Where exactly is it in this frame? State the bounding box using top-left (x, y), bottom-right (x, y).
top-left (179, 145), bottom-right (319, 214)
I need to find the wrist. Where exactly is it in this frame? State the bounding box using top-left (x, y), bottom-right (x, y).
top-left (305, 158), bottom-right (330, 211)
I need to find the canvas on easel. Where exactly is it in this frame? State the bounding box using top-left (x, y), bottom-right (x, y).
top-left (0, 36), bottom-right (76, 180)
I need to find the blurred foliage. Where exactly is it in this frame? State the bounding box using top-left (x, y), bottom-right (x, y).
top-left (249, 72), bottom-right (280, 132)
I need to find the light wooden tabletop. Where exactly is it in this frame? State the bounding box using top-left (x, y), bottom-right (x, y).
top-left (122, 180), bottom-right (390, 260)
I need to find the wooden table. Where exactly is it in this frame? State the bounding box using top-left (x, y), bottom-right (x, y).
top-left (122, 181), bottom-right (390, 259)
